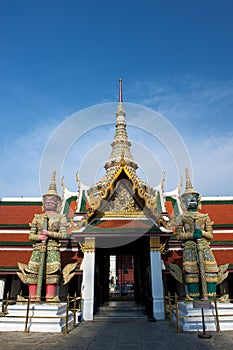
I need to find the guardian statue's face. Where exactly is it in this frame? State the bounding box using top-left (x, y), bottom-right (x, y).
top-left (182, 194), bottom-right (199, 211)
top-left (43, 195), bottom-right (60, 212)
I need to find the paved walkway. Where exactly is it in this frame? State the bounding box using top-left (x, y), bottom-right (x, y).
top-left (1, 319), bottom-right (233, 350)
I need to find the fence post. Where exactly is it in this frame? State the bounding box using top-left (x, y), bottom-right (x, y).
top-left (80, 292), bottom-right (82, 313)
top-left (175, 293), bottom-right (179, 333)
top-left (168, 292), bottom-right (173, 326)
top-left (4, 292), bottom-right (9, 315)
top-left (163, 292), bottom-right (166, 319)
top-left (214, 297), bottom-right (220, 332)
top-left (64, 294), bottom-right (69, 334)
top-left (24, 295), bottom-right (31, 333)
top-left (73, 292), bottom-right (77, 327)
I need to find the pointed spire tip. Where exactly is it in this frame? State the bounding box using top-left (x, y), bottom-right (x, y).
top-left (183, 168), bottom-right (198, 196)
top-left (119, 78), bottom-right (123, 103)
top-left (43, 170), bottom-right (61, 198)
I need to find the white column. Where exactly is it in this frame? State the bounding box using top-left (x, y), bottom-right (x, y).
top-left (81, 238), bottom-right (95, 321)
top-left (150, 237), bottom-right (164, 320)
top-left (0, 278), bottom-right (6, 311)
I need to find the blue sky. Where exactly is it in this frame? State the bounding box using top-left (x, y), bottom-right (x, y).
top-left (0, 0), bottom-right (233, 197)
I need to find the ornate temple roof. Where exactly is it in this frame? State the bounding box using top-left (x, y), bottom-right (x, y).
top-left (81, 79), bottom-right (168, 227)
top-left (58, 79), bottom-right (178, 240)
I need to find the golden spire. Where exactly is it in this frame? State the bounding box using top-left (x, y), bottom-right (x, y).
top-left (43, 170), bottom-right (61, 198)
top-left (104, 78), bottom-right (138, 171)
top-left (183, 168), bottom-right (198, 195)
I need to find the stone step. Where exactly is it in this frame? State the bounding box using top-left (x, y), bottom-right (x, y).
top-left (99, 305), bottom-right (144, 312)
top-left (94, 301), bottom-right (147, 321)
top-left (94, 312), bottom-right (147, 321)
top-left (94, 315), bottom-right (147, 321)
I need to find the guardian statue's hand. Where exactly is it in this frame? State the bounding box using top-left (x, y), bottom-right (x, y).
top-left (37, 234), bottom-right (48, 241)
top-left (42, 230), bottom-right (51, 237)
top-left (193, 228), bottom-right (202, 239)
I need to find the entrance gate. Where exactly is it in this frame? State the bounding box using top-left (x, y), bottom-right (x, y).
top-left (94, 236), bottom-right (151, 312)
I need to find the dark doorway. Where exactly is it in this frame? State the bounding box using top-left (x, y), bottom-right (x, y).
top-left (94, 236), bottom-right (151, 312)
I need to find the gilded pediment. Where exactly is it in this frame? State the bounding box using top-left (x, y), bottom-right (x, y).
top-left (101, 179), bottom-right (142, 214)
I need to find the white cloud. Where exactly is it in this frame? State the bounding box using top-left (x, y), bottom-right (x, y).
top-left (127, 76), bottom-right (233, 134)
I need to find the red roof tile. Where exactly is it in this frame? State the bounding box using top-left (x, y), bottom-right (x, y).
top-left (213, 233), bottom-right (233, 241)
top-left (96, 220), bottom-right (150, 229)
top-left (0, 205), bottom-right (42, 225)
top-left (0, 233), bottom-right (29, 242)
top-left (212, 250), bottom-right (233, 265)
top-left (0, 250), bottom-right (83, 269)
top-left (200, 203), bottom-right (233, 225)
top-left (0, 250), bottom-right (32, 266)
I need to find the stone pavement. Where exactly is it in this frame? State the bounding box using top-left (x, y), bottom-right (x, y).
top-left (1, 319), bottom-right (233, 350)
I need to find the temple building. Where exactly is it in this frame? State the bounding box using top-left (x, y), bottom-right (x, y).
top-left (1, 80), bottom-right (233, 320)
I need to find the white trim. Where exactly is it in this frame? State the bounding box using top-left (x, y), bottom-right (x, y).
top-left (213, 230), bottom-right (233, 234)
top-left (170, 246), bottom-right (233, 251)
top-left (0, 230), bottom-right (30, 234)
top-left (211, 247), bottom-right (233, 251)
top-left (0, 248), bottom-right (33, 251)
top-left (201, 196), bottom-right (233, 201)
top-left (0, 247), bottom-right (79, 252)
top-left (94, 216), bottom-right (149, 221)
top-left (1, 197), bottom-right (41, 202)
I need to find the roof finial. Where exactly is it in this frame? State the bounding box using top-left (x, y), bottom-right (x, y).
top-left (119, 78), bottom-right (123, 103)
top-left (183, 168), bottom-right (198, 196)
top-left (43, 170), bottom-right (61, 199)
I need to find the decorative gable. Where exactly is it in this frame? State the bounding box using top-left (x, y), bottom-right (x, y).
top-left (100, 178), bottom-right (142, 214)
